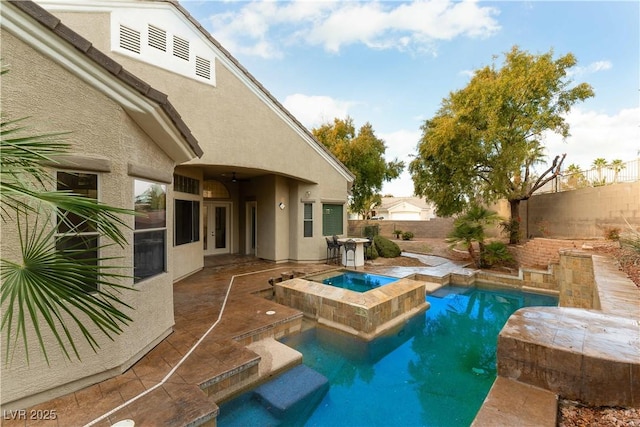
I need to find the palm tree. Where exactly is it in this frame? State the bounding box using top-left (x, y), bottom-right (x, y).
top-left (1, 95), bottom-right (135, 363)
top-left (564, 164), bottom-right (586, 189)
top-left (591, 158), bottom-right (608, 185)
top-left (608, 159), bottom-right (625, 183)
top-left (447, 205), bottom-right (502, 268)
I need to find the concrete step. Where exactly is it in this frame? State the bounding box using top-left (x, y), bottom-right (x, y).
top-left (253, 364), bottom-right (329, 419)
top-left (472, 376), bottom-right (558, 427)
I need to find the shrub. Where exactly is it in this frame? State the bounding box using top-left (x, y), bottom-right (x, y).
top-left (402, 231), bottom-right (414, 241)
top-left (482, 241), bottom-right (514, 267)
top-left (364, 225), bottom-right (379, 238)
top-left (373, 235), bottom-right (401, 258)
top-left (620, 219), bottom-right (640, 253)
top-left (603, 226), bottom-right (621, 241)
top-left (367, 244), bottom-right (379, 260)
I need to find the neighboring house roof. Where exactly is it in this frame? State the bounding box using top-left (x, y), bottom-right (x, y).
top-left (155, 0), bottom-right (355, 182)
top-left (379, 197), bottom-right (433, 211)
top-left (5, 0), bottom-right (203, 162)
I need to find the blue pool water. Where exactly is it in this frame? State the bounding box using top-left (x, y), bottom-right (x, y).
top-left (218, 286), bottom-right (557, 426)
top-left (321, 271), bottom-right (398, 292)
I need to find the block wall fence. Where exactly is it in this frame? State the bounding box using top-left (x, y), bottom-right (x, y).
top-left (349, 181), bottom-right (639, 241)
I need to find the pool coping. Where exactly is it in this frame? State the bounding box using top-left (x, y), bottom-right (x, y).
top-left (274, 276), bottom-right (429, 341)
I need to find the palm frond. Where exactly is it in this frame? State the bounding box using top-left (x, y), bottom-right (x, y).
top-left (1, 104), bottom-right (137, 363)
top-left (1, 213), bottom-right (134, 364)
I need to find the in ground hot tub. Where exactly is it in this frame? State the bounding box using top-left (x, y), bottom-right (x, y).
top-left (275, 270), bottom-right (428, 340)
top-left (313, 270), bottom-right (399, 292)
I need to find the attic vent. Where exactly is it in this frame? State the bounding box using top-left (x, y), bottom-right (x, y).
top-left (148, 25), bottom-right (166, 52)
top-left (173, 36), bottom-right (189, 61)
top-left (195, 56), bottom-right (211, 79)
top-left (119, 25), bottom-right (140, 54)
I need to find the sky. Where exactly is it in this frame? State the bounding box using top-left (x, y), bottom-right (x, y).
top-left (182, 0), bottom-right (639, 196)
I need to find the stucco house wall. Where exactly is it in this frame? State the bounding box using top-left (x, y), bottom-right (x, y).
top-left (51, 3), bottom-right (352, 269)
top-left (0, 27), bottom-right (190, 407)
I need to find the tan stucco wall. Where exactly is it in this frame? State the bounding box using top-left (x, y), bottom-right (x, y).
top-left (1, 30), bottom-right (177, 408)
top-left (53, 8), bottom-right (347, 187)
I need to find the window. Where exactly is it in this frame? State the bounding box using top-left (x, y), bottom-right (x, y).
top-left (203, 180), bottom-right (230, 199)
top-left (56, 172), bottom-right (99, 292)
top-left (119, 25), bottom-right (140, 54)
top-left (134, 179), bottom-right (167, 283)
top-left (174, 174), bottom-right (199, 195)
top-left (173, 35), bottom-right (189, 61)
top-left (148, 25), bottom-right (167, 52)
top-left (195, 56), bottom-right (211, 80)
top-left (175, 200), bottom-right (200, 246)
top-left (303, 203), bottom-right (313, 237)
top-left (322, 204), bottom-right (343, 236)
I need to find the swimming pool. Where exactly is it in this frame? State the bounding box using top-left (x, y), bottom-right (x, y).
top-left (320, 271), bottom-right (398, 292)
top-left (218, 285), bottom-right (557, 426)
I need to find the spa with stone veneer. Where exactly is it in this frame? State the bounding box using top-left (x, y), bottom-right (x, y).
top-left (274, 274), bottom-right (428, 340)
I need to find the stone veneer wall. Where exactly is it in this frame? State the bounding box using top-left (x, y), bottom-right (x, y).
top-left (274, 278), bottom-right (426, 338)
top-left (557, 250), bottom-right (598, 309)
top-left (496, 250), bottom-right (640, 408)
top-left (476, 266), bottom-right (559, 293)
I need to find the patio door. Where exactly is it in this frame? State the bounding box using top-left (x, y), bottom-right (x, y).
top-left (204, 202), bottom-right (231, 255)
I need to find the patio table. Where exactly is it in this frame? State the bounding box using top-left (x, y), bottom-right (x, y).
top-left (337, 237), bottom-right (370, 267)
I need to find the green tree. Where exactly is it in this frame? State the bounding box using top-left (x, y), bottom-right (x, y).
top-left (1, 103), bottom-right (135, 362)
top-left (409, 46), bottom-right (594, 243)
top-left (362, 193), bottom-right (382, 220)
top-left (313, 117), bottom-right (404, 218)
top-left (446, 205), bottom-right (502, 268)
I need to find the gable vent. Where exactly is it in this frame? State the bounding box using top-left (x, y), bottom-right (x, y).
top-left (173, 35), bottom-right (189, 61)
top-left (148, 25), bottom-right (166, 52)
top-left (195, 56), bottom-right (211, 80)
top-left (119, 25), bottom-right (140, 54)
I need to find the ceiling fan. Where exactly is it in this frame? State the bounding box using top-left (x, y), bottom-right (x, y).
top-left (222, 172), bottom-right (249, 183)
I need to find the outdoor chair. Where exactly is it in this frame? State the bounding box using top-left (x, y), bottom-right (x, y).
top-left (326, 237), bottom-right (340, 264)
top-left (363, 237), bottom-right (373, 260)
top-left (343, 239), bottom-right (357, 269)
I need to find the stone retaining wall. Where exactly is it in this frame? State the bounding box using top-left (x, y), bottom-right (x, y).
top-left (509, 238), bottom-right (585, 268)
top-left (496, 251), bottom-right (640, 408)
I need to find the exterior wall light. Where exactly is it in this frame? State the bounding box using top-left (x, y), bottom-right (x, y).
top-left (279, 202), bottom-right (286, 210)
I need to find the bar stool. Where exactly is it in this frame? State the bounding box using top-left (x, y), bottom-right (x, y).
top-left (343, 239), bottom-right (357, 269)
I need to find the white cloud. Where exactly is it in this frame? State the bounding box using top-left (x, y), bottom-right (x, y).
top-left (206, 0), bottom-right (501, 58)
top-left (379, 129), bottom-right (422, 197)
top-left (567, 60), bottom-right (613, 77)
top-left (282, 94), bottom-right (358, 128)
top-left (380, 129), bottom-right (421, 162)
top-left (542, 107), bottom-right (639, 170)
